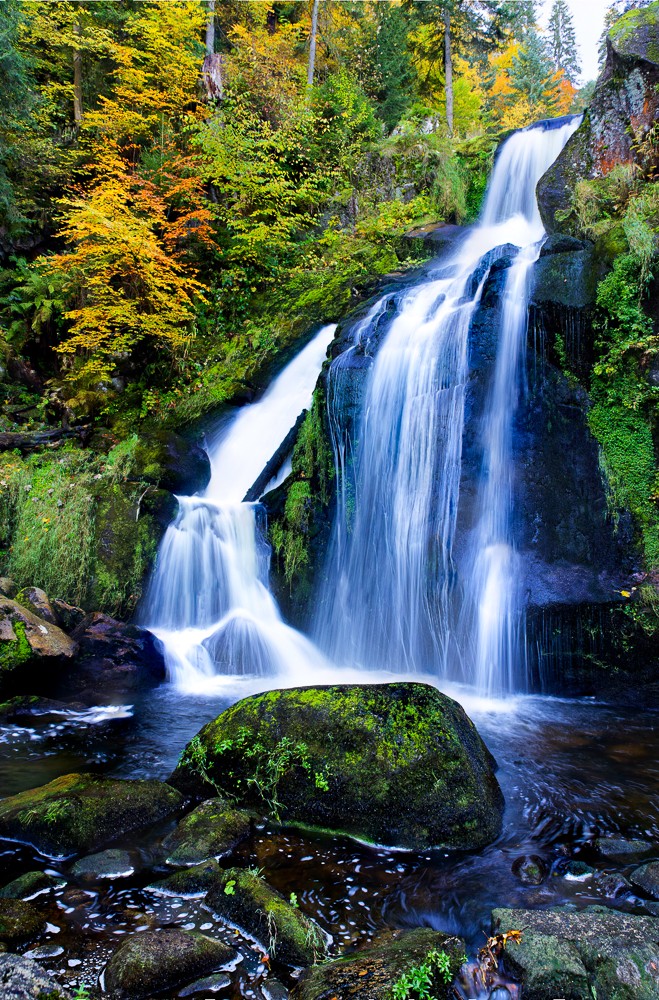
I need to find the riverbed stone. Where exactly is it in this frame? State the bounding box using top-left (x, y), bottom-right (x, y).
top-left (171, 683), bottom-right (504, 852)
top-left (104, 927), bottom-right (237, 999)
top-left (0, 772), bottom-right (182, 858)
top-left (511, 855), bottom-right (547, 886)
top-left (0, 952), bottom-right (71, 998)
top-left (70, 848), bottom-right (135, 880)
top-left (493, 905), bottom-right (659, 1000)
top-left (595, 835), bottom-right (653, 859)
top-left (163, 798), bottom-right (252, 865)
top-left (206, 867), bottom-right (327, 967)
top-left (291, 927), bottom-right (465, 1000)
top-left (0, 900), bottom-right (45, 944)
top-left (147, 859), bottom-right (224, 897)
top-left (630, 861), bottom-right (659, 900)
top-left (0, 871), bottom-right (65, 900)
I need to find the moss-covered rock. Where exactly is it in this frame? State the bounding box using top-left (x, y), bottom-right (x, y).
top-left (493, 905), bottom-right (659, 1000)
top-left (291, 927), bottom-right (465, 1000)
top-left (206, 867), bottom-right (327, 967)
top-left (171, 683), bottom-right (503, 852)
top-left (0, 900), bottom-right (44, 944)
top-left (0, 598), bottom-right (77, 693)
top-left (14, 587), bottom-right (58, 626)
top-left (70, 848), bottom-right (135, 880)
top-left (104, 927), bottom-right (237, 999)
top-left (162, 799), bottom-right (252, 866)
top-left (0, 871), bottom-right (65, 901)
top-left (630, 861), bottom-right (659, 900)
top-left (0, 952), bottom-right (71, 999)
top-left (131, 430), bottom-right (210, 495)
top-left (147, 859), bottom-right (225, 897)
top-left (0, 772), bottom-right (182, 859)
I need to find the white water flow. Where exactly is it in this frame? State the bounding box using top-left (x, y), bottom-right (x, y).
top-left (141, 325), bottom-right (336, 692)
top-left (315, 117), bottom-right (581, 692)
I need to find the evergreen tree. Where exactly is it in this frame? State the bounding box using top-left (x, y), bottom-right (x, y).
top-left (372, 3), bottom-right (415, 130)
top-left (510, 26), bottom-right (558, 107)
top-left (547, 0), bottom-right (581, 83)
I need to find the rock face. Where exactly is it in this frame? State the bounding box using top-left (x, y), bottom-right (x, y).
top-left (104, 927), bottom-right (237, 999)
top-left (171, 683), bottom-right (504, 852)
top-left (537, 3), bottom-right (659, 233)
top-left (0, 772), bottom-right (182, 858)
top-left (206, 867), bottom-right (327, 967)
top-left (291, 928), bottom-right (465, 1000)
top-left (0, 952), bottom-right (71, 999)
top-left (493, 906), bottom-right (659, 1000)
top-left (0, 598), bottom-right (77, 692)
top-left (162, 798), bottom-right (252, 865)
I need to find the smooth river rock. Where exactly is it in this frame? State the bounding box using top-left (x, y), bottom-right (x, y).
top-left (162, 798), bottom-right (252, 865)
top-left (171, 683), bottom-right (504, 852)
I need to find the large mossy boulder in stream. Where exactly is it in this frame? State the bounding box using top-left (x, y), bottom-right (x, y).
top-left (171, 683), bottom-right (503, 851)
top-left (291, 928), bottom-right (465, 1000)
top-left (0, 598), bottom-right (77, 694)
top-left (0, 773), bottom-right (182, 858)
top-left (537, 3), bottom-right (659, 234)
top-left (494, 906), bottom-right (659, 1000)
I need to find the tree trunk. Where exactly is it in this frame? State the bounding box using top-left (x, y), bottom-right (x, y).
top-left (307, 0), bottom-right (320, 93)
top-left (444, 9), bottom-right (453, 136)
top-left (73, 22), bottom-right (83, 125)
top-left (202, 0), bottom-right (224, 100)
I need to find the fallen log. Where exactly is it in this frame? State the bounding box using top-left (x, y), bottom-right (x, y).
top-left (0, 425), bottom-right (91, 453)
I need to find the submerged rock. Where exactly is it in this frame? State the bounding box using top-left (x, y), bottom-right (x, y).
top-left (291, 927), bottom-right (465, 1000)
top-left (171, 683), bottom-right (503, 852)
top-left (493, 905), bottom-right (659, 1000)
top-left (206, 867), bottom-right (327, 968)
top-left (0, 952), bottom-right (71, 999)
top-left (163, 798), bottom-right (252, 865)
top-left (0, 772), bottom-right (182, 858)
top-left (0, 900), bottom-right (44, 944)
top-left (511, 855), bottom-right (547, 886)
top-left (104, 927), bottom-right (237, 999)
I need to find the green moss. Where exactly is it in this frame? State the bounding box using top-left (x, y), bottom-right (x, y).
top-left (0, 620), bottom-right (31, 675)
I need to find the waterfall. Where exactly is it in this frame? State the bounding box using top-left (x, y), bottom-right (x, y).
top-left (315, 118), bottom-right (581, 692)
top-left (141, 325), bottom-right (336, 692)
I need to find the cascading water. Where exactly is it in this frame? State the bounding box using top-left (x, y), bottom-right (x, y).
top-left (141, 325), bottom-right (336, 692)
top-left (315, 117), bottom-right (581, 693)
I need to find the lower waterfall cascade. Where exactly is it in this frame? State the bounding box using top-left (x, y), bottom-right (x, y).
top-left (144, 115), bottom-right (581, 697)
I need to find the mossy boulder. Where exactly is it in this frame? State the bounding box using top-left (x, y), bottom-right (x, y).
top-left (0, 772), bottom-right (182, 858)
top-left (104, 927), bottom-right (237, 999)
top-left (131, 430), bottom-right (210, 495)
top-left (15, 587), bottom-right (58, 626)
top-left (162, 798), bottom-right (252, 865)
top-left (148, 859), bottom-right (225, 897)
top-left (0, 900), bottom-right (44, 944)
top-left (291, 928), bottom-right (465, 1000)
top-left (171, 683), bottom-right (503, 852)
top-left (70, 848), bottom-right (135, 880)
top-left (0, 952), bottom-right (71, 999)
top-left (0, 871), bottom-right (65, 901)
top-left (0, 598), bottom-right (77, 693)
top-left (630, 861), bottom-right (659, 900)
top-left (206, 867), bottom-right (327, 967)
top-left (493, 906), bottom-right (659, 1000)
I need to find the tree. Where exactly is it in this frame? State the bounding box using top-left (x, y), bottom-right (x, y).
top-left (547, 0), bottom-right (581, 84)
top-left (510, 27), bottom-right (558, 107)
top-left (307, 0), bottom-right (320, 91)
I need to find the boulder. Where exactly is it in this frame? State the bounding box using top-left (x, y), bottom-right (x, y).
top-left (0, 772), bottom-right (182, 858)
top-left (163, 799), bottom-right (252, 866)
top-left (511, 855), bottom-right (547, 886)
top-left (537, 5), bottom-right (659, 233)
top-left (51, 599), bottom-right (85, 632)
top-left (147, 859), bottom-right (224, 897)
top-left (104, 927), bottom-right (237, 999)
top-left (291, 928), bottom-right (465, 1000)
top-left (207, 868), bottom-right (327, 967)
top-left (0, 598), bottom-right (77, 693)
top-left (0, 871), bottom-right (65, 901)
top-left (70, 848), bottom-right (135, 880)
top-left (596, 835), bottom-right (653, 860)
top-left (14, 588), bottom-right (58, 626)
top-left (132, 430), bottom-right (211, 496)
top-left (67, 612), bottom-right (165, 697)
top-left (171, 683), bottom-right (503, 852)
top-left (0, 900), bottom-right (44, 944)
top-left (630, 861), bottom-right (659, 900)
top-left (493, 905), bottom-right (659, 1000)
top-left (0, 952), bottom-right (71, 999)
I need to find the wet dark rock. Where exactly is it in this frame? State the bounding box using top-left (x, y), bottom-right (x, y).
top-left (0, 772), bottom-right (182, 858)
top-left (206, 867), bottom-right (327, 968)
top-left (538, 234), bottom-right (589, 256)
top-left (14, 588), bottom-right (58, 626)
top-left (70, 848), bottom-right (135, 880)
top-left (50, 599), bottom-right (85, 633)
top-left (163, 799), bottom-right (252, 865)
top-left (132, 430), bottom-right (211, 496)
top-left (262, 979), bottom-right (289, 1000)
top-left (291, 927), bottom-right (465, 1000)
top-left (104, 927), bottom-right (237, 999)
top-left (0, 952), bottom-right (71, 998)
top-left (147, 859), bottom-right (224, 897)
top-left (171, 683), bottom-right (504, 852)
top-left (511, 855), bottom-right (547, 886)
top-left (0, 695), bottom-right (77, 724)
top-left (0, 900), bottom-right (45, 944)
top-left (530, 245), bottom-right (598, 311)
top-left (561, 860), bottom-right (595, 879)
top-left (596, 836), bottom-right (653, 860)
top-left (594, 871), bottom-right (632, 898)
top-left (179, 972), bottom-right (233, 996)
top-left (630, 861), bottom-right (659, 900)
top-left (0, 871), bottom-right (65, 901)
top-left (493, 905), bottom-right (659, 1000)
top-left (0, 598), bottom-right (77, 693)
top-left (69, 612), bottom-right (165, 696)
top-left (0, 579), bottom-right (18, 599)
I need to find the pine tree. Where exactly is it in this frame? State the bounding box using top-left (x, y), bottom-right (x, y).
top-left (547, 0), bottom-right (581, 84)
top-left (510, 26), bottom-right (559, 108)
